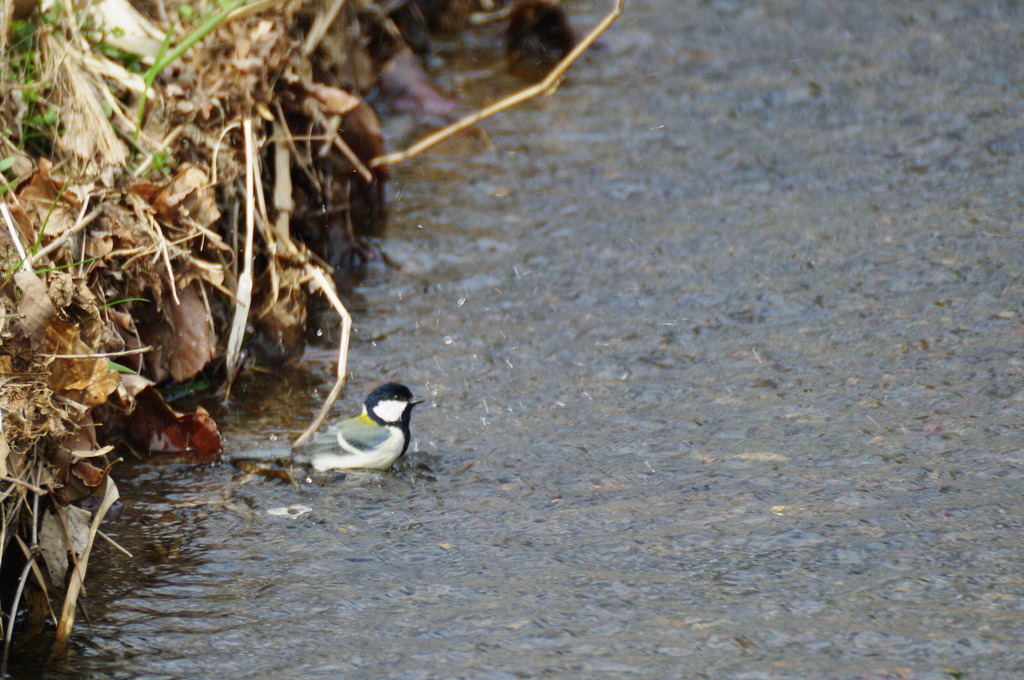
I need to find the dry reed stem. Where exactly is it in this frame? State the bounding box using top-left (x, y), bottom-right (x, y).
top-left (271, 119), bottom-right (297, 248)
top-left (3, 543), bottom-right (36, 671)
top-left (1, 202), bottom-right (27, 262)
top-left (268, 112), bottom-right (351, 446)
top-left (370, 0), bottom-right (625, 167)
top-left (51, 478), bottom-right (120, 656)
top-left (223, 118), bottom-right (258, 395)
top-left (292, 264), bottom-right (351, 449)
top-left (303, 0), bottom-right (348, 55)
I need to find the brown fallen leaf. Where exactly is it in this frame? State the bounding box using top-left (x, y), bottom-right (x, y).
top-left (151, 164), bottom-right (222, 229)
top-left (167, 283), bottom-right (216, 383)
top-left (339, 99), bottom-right (386, 168)
top-left (16, 158), bottom-right (82, 240)
top-left (14, 270), bottom-right (57, 349)
top-left (70, 459), bottom-right (106, 487)
top-left (137, 283), bottom-right (215, 383)
top-left (43, 318), bottom-right (121, 407)
top-left (128, 386), bottom-right (221, 462)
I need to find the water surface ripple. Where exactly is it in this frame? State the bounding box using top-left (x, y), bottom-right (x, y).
top-left (33, 1), bottom-right (1024, 678)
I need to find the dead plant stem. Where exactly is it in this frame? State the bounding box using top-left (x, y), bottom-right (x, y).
top-left (1, 202), bottom-right (27, 262)
top-left (26, 207), bottom-right (101, 268)
top-left (292, 265), bottom-right (351, 448)
top-left (223, 118), bottom-right (258, 396)
top-left (0, 476), bottom-right (47, 496)
top-left (303, 0), bottom-right (348, 55)
top-left (96, 529), bottom-right (133, 558)
top-left (52, 479), bottom-right (120, 656)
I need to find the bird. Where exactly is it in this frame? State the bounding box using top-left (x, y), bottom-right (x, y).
top-left (295, 382), bottom-right (422, 472)
top-left (225, 383), bottom-right (422, 472)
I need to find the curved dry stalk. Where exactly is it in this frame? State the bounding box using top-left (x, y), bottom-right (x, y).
top-left (291, 265), bottom-right (351, 449)
top-left (370, 0), bottom-right (625, 167)
top-left (51, 479), bottom-right (120, 657)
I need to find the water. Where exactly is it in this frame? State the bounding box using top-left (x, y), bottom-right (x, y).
top-left (19, 0), bottom-right (1024, 678)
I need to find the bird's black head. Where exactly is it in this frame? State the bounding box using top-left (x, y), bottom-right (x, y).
top-left (364, 383), bottom-right (421, 425)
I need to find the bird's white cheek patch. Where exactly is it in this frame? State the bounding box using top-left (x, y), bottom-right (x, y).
top-left (372, 399), bottom-right (407, 423)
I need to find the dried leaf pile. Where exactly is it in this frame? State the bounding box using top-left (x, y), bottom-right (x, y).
top-left (0, 0), bottom-right (615, 662)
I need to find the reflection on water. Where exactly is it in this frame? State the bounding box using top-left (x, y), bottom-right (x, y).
top-left (21, 0), bottom-right (1024, 677)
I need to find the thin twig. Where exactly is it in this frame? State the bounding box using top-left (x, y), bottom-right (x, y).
top-left (312, 111), bottom-right (373, 182)
top-left (468, 7), bottom-right (512, 26)
top-left (333, 132), bottom-right (373, 183)
top-left (227, 0), bottom-right (290, 22)
top-left (158, 232), bottom-right (181, 305)
top-left (46, 346), bottom-right (152, 360)
top-left (370, 0), bottom-right (624, 167)
top-left (21, 205), bottom-right (102, 268)
top-left (96, 530), bottom-right (133, 558)
top-left (131, 125), bottom-right (185, 177)
top-left (0, 476), bottom-right (48, 496)
top-left (251, 130), bottom-right (271, 236)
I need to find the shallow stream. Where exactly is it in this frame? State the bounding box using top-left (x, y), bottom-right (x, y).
top-left (20, 0), bottom-right (1024, 678)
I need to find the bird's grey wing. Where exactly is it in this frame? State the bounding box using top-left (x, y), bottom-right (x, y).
top-left (302, 416), bottom-right (391, 456)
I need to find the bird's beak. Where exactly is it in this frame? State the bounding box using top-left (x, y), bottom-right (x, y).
top-left (411, 398), bottom-right (425, 407)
